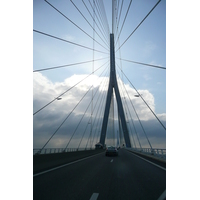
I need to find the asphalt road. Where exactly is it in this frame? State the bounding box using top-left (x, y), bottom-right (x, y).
top-left (33, 149), bottom-right (166, 200)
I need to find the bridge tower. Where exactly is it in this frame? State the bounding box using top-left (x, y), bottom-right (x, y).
top-left (99, 33), bottom-right (131, 148)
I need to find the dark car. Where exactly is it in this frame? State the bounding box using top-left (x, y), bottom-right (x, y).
top-left (105, 146), bottom-right (118, 156)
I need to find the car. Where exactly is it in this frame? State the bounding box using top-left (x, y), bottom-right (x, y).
top-left (105, 146), bottom-right (118, 156)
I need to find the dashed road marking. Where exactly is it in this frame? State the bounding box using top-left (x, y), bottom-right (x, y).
top-left (89, 193), bottom-right (99, 200)
top-left (110, 159), bottom-right (113, 163)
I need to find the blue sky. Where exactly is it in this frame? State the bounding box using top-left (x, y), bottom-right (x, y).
top-left (33, 0), bottom-right (166, 149)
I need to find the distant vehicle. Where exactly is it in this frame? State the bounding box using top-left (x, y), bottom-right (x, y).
top-left (105, 146), bottom-right (118, 156)
top-left (95, 142), bottom-right (103, 149)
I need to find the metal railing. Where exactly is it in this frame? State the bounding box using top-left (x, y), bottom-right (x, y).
top-left (127, 148), bottom-right (166, 160)
top-left (33, 148), bottom-right (95, 155)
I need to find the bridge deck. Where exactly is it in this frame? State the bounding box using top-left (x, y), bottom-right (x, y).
top-left (33, 148), bottom-right (166, 200)
top-left (33, 149), bottom-right (104, 174)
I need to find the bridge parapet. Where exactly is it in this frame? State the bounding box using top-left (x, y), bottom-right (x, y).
top-left (126, 148), bottom-right (166, 161)
top-left (33, 148), bottom-right (95, 155)
top-left (33, 148), bottom-right (104, 174)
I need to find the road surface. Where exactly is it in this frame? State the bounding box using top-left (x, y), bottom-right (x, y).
top-left (33, 149), bottom-right (166, 200)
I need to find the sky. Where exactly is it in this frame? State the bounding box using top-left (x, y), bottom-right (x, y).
top-left (2, 0), bottom-right (200, 198)
top-left (33, 0), bottom-right (166, 149)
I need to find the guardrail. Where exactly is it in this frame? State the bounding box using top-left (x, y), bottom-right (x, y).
top-left (33, 148), bottom-right (95, 155)
top-left (127, 148), bottom-right (166, 160)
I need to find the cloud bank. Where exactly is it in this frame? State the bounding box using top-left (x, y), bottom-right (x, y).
top-left (33, 72), bottom-right (166, 149)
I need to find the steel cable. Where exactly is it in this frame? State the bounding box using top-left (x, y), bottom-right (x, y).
top-left (33, 60), bottom-right (109, 116)
top-left (33, 57), bottom-right (108, 72)
top-left (45, 0), bottom-right (108, 51)
top-left (116, 0), bottom-right (162, 52)
top-left (117, 65), bottom-right (166, 131)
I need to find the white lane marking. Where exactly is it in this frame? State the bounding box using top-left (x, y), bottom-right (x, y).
top-left (157, 190), bottom-right (166, 200)
top-left (127, 151), bottom-right (166, 171)
top-left (110, 159), bottom-right (113, 163)
top-left (89, 193), bottom-right (99, 200)
top-left (33, 151), bottom-right (105, 177)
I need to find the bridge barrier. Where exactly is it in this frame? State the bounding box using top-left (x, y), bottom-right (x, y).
top-left (126, 148), bottom-right (166, 162)
top-left (33, 148), bottom-right (104, 174)
top-left (33, 148), bottom-right (95, 155)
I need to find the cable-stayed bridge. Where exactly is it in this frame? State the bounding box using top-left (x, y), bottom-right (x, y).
top-left (33, 0), bottom-right (166, 199)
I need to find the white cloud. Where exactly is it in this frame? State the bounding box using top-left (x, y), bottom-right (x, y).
top-left (63, 34), bottom-right (75, 42)
top-left (116, 79), bottom-right (156, 121)
top-left (33, 73), bottom-right (165, 149)
top-left (157, 113), bottom-right (166, 121)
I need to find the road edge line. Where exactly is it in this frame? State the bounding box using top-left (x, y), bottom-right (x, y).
top-left (33, 151), bottom-right (104, 177)
top-left (127, 150), bottom-right (166, 171)
top-left (157, 190), bottom-right (166, 200)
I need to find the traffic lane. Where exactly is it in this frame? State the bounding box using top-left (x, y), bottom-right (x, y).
top-left (34, 151), bottom-right (109, 200)
top-left (33, 151), bottom-right (125, 200)
top-left (88, 149), bottom-right (165, 200)
top-left (126, 149), bottom-right (166, 168)
top-left (111, 149), bottom-right (166, 200)
top-left (34, 149), bottom-right (166, 200)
